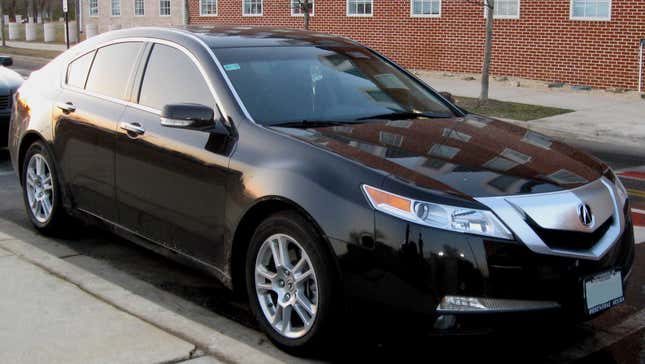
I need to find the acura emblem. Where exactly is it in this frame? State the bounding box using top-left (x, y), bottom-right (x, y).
top-left (578, 204), bottom-right (593, 226)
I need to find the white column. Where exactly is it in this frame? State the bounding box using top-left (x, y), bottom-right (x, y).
top-left (85, 23), bottom-right (98, 38)
top-left (25, 22), bottom-right (37, 41)
top-left (65, 21), bottom-right (78, 43)
top-left (8, 23), bottom-right (20, 40)
top-left (43, 22), bottom-right (56, 42)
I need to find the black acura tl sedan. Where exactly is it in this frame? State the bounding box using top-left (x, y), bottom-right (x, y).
top-left (8, 26), bottom-right (634, 353)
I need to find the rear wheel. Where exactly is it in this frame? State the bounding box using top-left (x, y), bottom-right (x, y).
top-left (22, 141), bottom-right (67, 234)
top-left (245, 211), bottom-right (339, 354)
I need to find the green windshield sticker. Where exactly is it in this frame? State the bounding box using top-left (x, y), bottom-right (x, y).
top-left (223, 63), bottom-right (240, 71)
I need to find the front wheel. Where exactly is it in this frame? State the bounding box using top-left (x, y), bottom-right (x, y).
top-left (245, 211), bottom-right (340, 354)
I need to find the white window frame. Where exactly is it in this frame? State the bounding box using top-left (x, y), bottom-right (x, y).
top-left (89, 0), bottom-right (98, 16)
top-left (410, 0), bottom-right (441, 18)
top-left (111, 0), bottom-right (121, 16)
top-left (484, 0), bottom-right (520, 19)
top-left (291, 0), bottom-right (314, 17)
top-left (134, 0), bottom-right (145, 16)
top-left (242, 0), bottom-right (263, 16)
top-left (346, 0), bottom-right (373, 17)
top-left (199, 0), bottom-right (218, 16)
top-left (159, 0), bottom-right (171, 16)
top-left (569, 0), bottom-right (611, 21)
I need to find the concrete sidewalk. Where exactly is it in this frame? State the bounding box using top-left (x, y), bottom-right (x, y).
top-left (417, 71), bottom-right (645, 150)
top-left (5, 40), bottom-right (68, 52)
top-left (0, 244), bottom-right (197, 364)
top-left (0, 226), bottom-right (302, 364)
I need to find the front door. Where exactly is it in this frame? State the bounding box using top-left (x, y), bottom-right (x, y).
top-left (115, 43), bottom-right (232, 267)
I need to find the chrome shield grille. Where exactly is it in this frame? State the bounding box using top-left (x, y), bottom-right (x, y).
top-left (476, 177), bottom-right (626, 260)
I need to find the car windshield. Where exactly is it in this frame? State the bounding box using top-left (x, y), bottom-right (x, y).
top-left (212, 46), bottom-right (454, 126)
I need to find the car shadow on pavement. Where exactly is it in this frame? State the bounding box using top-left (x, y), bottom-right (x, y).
top-left (0, 150), bottom-right (641, 363)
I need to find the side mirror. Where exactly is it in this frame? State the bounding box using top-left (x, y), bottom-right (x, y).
top-left (0, 56), bottom-right (13, 67)
top-left (439, 91), bottom-right (455, 104)
top-left (161, 103), bottom-right (217, 130)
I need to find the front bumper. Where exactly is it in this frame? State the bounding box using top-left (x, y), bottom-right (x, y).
top-left (337, 204), bottom-right (635, 320)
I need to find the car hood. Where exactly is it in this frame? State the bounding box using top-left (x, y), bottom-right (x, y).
top-left (271, 115), bottom-right (606, 198)
top-left (0, 66), bottom-right (24, 93)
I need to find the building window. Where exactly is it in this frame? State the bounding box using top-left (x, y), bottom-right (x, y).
top-left (428, 144), bottom-right (460, 159)
top-left (291, 0), bottom-right (314, 16)
top-left (134, 0), bottom-right (144, 16)
top-left (243, 0), bottom-right (262, 16)
top-left (160, 0), bottom-right (171, 15)
top-left (89, 0), bottom-right (98, 16)
top-left (347, 0), bottom-right (372, 16)
top-left (111, 0), bottom-right (120, 16)
top-left (200, 0), bottom-right (217, 15)
top-left (485, 0), bottom-right (519, 19)
top-left (411, 0), bottom-right (440, 17)
top-left (570, 0), bottom-right (611, 20)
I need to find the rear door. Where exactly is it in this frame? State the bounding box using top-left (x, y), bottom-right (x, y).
top-left (53, 42), bottom-right (145, 221)
top-left (115, 42), bottom-right (232, 266)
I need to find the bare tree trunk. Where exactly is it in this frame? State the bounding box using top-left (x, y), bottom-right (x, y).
top-left (27, 0), bottom-right (34, 21)
top-left (303, 0), bottom-right (310, 30)
top-left (480, 0), bottom-right (494, 104)
top-left (0, 1), bottom-right (5, 47)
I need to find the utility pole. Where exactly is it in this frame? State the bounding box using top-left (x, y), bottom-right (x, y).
top-left (302, 0), bottom-right (311, 30)
top-left (63, 0), bottom-right (69, 49)
top-left (480, 0), bottom-right (494, 104)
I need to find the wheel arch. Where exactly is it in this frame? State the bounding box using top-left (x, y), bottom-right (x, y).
top-left (17, 131), bottom-right (49, 185)
top-left (17, 131), bottom-right (72, 210)
top-left (230, 196), bottom-right (342, 296)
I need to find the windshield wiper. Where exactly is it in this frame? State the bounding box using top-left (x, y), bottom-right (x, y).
top-left (270, 120), bottom-right (360, 128)
top-left (356, 111), bottom-right (452, 121)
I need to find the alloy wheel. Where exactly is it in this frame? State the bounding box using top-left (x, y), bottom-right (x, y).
top-left (255, 233), bottom-right (319, 339)
top-left (25, 153), bottom-right (54, 223)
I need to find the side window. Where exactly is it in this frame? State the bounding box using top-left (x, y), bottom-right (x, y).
top-left (138, 44), bottom-right (214, 111)
top-left (66, 51), bottom-right (95, 89)
top-left (86, 42), bottom-right (143, 100)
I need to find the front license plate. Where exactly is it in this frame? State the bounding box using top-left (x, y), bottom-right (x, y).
top-left (584, 270), bottom-right (624, 315)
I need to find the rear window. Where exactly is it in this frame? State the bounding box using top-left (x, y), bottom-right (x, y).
top-left (66, 51), bottom-right (95, 89)
top-left (85, 42), bottom-right (143, 100)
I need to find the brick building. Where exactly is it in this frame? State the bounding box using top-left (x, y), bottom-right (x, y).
top-left (187, 0), bottom-right (645, 90)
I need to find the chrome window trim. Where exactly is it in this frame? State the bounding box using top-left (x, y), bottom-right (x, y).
top-left (61, 36), bottom-right (229, 120)
top-left (170, 29), bottom-right (256, 123)
top-left (476, 177), bottom-right (626, 261)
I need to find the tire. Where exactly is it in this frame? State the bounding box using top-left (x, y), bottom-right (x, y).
top-left (21, 141), bottom-right (68, 234)
top-left (245, 211), bottom-right (340, 355)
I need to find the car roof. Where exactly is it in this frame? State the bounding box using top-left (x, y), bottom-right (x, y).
top-left (169, 25), bottom-right (360, 49)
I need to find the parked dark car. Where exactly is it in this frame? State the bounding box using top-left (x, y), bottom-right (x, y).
top-left (8, 26), bottom-right (634, 353)
top-left (0, 56), bottom-right (22, 147)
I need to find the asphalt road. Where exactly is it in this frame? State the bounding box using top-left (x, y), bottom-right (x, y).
top-left (0, 57), bottom-right (643, 363)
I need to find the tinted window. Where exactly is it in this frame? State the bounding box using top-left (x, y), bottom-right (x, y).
top-left (66, 51), bottom-right (95, 89)
top-left (86, 42), bottom-right (143, 100)
top-left (213, 46), bottom-right (453, 125)
top-left (138, 44), bottom-right (213, 110)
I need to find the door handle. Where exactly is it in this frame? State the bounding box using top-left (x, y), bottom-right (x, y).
top-left (56, 102), bottom-right (76, 114)
top-left (119, 122), bottom-right (145, 136)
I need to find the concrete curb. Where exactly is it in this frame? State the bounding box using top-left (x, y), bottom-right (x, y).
top-left (0, 231), bottom-right (299, 364)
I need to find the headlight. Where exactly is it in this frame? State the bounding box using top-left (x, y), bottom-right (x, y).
top-left (614, 172), bottom-right (628, 204)
top-left (605, 168), bottom-right (628, 204)
top-left (362, 185), bottom-right (513, 240)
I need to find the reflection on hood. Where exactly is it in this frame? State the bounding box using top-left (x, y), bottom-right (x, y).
top-left (273, 115), bottom-right (606, 198)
